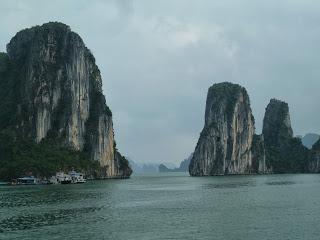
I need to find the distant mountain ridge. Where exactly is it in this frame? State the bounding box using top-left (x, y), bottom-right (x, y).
top-left (158, 153), bottom-right (193, 173)
top-left (301, 133), bottom-right (320, 149)
top-left (129, 160), bottom-right (176, 174)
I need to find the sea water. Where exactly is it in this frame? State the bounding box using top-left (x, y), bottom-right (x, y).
top-left (1, 173), bottom-right (319, 240)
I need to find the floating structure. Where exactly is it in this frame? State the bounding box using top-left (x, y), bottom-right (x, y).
top-left (13, 171), bottom-right (87, 186)
top-left (68, 171), bottom-right (86, 184)
top-left (17, 176), bottom-right (37, 185)
top-left (49, 171), bottom-right (86, 184)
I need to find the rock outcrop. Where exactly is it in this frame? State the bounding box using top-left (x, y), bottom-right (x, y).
top-left (251, 134), bottom-right (269, 173)
top-left (179, 153), bottom-right (193, 172)
top-left (159, 153), bottom-right (193, 173)
top-left (189, 82), bottom-right (255, 176)
top-left (261, 99), bottom-right (309, 173)
top-left (189, 85), bottom-right (313, 176)
top-left (158, 164), bottom-right (171, 173)
top-left (0, 22), bottom-right (131, 178)
top-left (308, 140), bottom-right (320, 173)
top-left (262, 99), bottom-right (293, 147)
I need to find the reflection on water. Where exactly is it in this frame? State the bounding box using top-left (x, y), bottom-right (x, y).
top-left (265, 180), bottom-right (295, 186)
top-left (203, 180), bottom-right (255, 189)
top-left (0, 174), bottom-right (320, 240)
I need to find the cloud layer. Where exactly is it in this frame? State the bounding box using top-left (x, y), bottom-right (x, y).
top-left (1, 0), bottom-right (319, 165)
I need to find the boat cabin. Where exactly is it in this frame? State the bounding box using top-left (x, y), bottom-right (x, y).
top-left (17, 176), bottom-right (37, 185)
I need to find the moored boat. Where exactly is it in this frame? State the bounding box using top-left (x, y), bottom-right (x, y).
top-left (55, 172), bottom-right (72, 184)
top-left (69, 170), bottom-right (86, 184)
top-left (17, 176), bottom-right (37, 185)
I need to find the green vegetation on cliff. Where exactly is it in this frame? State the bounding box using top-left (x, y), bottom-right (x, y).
top-left (0, 131), bottom-right (99, 180)
top-left (265, 138), bottom-right (310, 173)
top-left (207, 82), bottom-right (242, 121)
top-left (312, 139), bottom-right (320, 151)
top-left (113, 142), bottom-right (132, 175)
top-left (0, 52), bottom-right (20, 130)
top-left (262, 99), bottom-right (309, 173)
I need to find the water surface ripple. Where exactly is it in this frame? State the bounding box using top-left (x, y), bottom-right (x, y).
top-left (0, 173), bottom-right (319, 240)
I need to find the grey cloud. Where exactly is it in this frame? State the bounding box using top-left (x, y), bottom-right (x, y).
top-left (0, 0), bottom-right (319, 165)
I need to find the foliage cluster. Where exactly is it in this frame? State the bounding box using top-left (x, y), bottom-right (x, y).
top-left (265, 137), bottom-right (310, 173)
top-left (0, 131), bottom-right (99, 180)
top-left (207, 82), bottom-right (250, 124)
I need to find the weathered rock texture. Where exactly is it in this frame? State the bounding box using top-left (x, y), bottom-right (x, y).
top-left (308, 140), bottom-right (320, 173)
top-left (189, 85), bottom-right (314, 176)
top-left (251, 134), bottom-right (269, 174)
top-left (189, 82), bottom-right (255, 176)
top-left (261, 99), bottom-right (309, 173)
top-left (2, 22), bottom-right (131, 178)
top-left (262, 99), bottom-right (293, 147)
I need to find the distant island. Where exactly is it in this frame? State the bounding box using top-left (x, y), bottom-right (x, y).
top-left (129, 160), bottom-right (160, 174)
top-left (301, 133), bottom-right (320, 149)
top-left (189, 82), bottom-right (320, 176)
top-left (0, 22), bottom-right (132, 181)
top-left (158, 153), bottom-right (193, 173)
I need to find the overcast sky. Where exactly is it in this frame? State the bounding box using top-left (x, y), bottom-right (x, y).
top-left (1, 0), bottom-right (320, 165)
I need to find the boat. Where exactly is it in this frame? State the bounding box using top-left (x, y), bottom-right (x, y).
top-left (48, 171), bottom-right (87, 185)
top-left (49, 175), bottom-right (59, 184)
top-left (68, 170), bottom-right (86, 184)
top-left (17, 176), bottom-right (37, 185)
top-left (55, 172), bottom-right (72, 184)
top-left (39, 179), bottom-right (52, 185)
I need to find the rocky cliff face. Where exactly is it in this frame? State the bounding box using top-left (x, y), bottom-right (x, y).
top-left (179, 153), bottom-right (193, 172)
top-left (251, 134), bottom-right (268, 173)
top-left (262, 99), bottom-right (309, 173)
top-left (309, 140), bottom-right (320, 173)
top-left (2, 22), bottom-right (131, 178)
top-left (189, 82), bottom-right (255, 176)
top-left (262, 99), bottom-right (293, 147)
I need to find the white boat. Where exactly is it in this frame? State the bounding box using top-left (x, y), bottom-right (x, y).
top-left (49, 171), bottom-right (86, 184)
top-left (54, 172), bottom-right (72, 184)
top-left (68, 170), bottom-right (86, 184)
top-left (49, 175), bottom-right (59, 184)
top-left (17, 176), bottom-right (37, 185)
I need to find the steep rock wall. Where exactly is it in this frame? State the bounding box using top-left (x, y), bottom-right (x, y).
top-left (309, 140), bottom-right (320, 173)
top-left (262, 99), bottom-right (309, 173)
top-left (189, 82), bottom-right (255, 176)
top-left (4, 22), bottom-right (131, 178)
top-left (262, 99), bottom-right (293, 147)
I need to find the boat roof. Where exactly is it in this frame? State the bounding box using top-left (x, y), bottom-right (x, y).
top-left (18, 176), bottom-right (36, 180)
top-left (68, 171), bottom-right (83, 175)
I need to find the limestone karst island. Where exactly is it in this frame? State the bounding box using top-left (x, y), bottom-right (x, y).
top-left (1, 1), bottom-right (320, 239)
top-left (0, 22), bottom-right (132, 182)
top-left (189, 82), bottom-right (320, 176)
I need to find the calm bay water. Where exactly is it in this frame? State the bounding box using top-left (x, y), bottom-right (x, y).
top-left (0, 173), bottom-right (319, 240)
